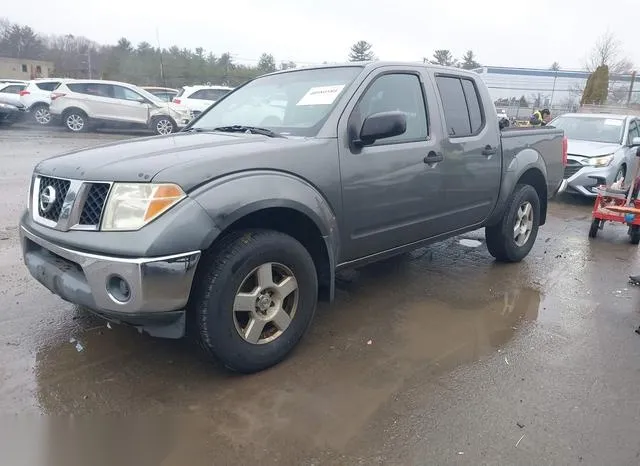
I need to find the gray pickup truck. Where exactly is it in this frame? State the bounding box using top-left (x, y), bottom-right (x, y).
top-left (20, 62), bottom-right (566, 373)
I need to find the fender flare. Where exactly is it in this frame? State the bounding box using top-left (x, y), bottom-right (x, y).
top-left (486, 148), bottom-right (548, 226)
top-left (190, 170), bottom-right (340, 299)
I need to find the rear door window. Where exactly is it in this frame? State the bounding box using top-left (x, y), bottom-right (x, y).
top-left (436, 76), bottom-right (485, 137)
top-left (205, 89), bottom-right (230, 100)
top-left (189, 89), bottom-right (209, 100)
top-left (68, 83), bottom-right (113, 97)
top-left (1, 85), bottom-right (25, 94)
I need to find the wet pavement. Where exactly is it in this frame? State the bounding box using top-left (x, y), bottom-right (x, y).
top-left (2, 127), bottom-right (640, 465)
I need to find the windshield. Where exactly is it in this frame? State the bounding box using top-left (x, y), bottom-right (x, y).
top-left (192, 66), bottom-right (362, 137)
top-left (550, 116), bottom-right (624, 144)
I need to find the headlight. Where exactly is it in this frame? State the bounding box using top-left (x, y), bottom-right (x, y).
top-left (584, 154), bottom-right (614, 167)
top-left (102, 183), bottom-right (185, 231)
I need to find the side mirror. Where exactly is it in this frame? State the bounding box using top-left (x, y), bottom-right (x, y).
top-left (136, 97), bottom-right (148, 104)
top-left (354, 111), bottom-right (407, 147)
top-left (632, 136), bottom-right (640, 147)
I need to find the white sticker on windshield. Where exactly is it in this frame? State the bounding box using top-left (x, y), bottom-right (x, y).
top-left (296, 85), bottom-right (345, 106)
top-left (604, 119), bottom-right (623, 126)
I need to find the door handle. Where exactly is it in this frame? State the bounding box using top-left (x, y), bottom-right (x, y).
top-left (424, 151), bottom-right (444, 164)
top-left (482, 145), bottom-right (497, 156)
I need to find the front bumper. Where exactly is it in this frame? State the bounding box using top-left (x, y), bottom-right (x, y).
top-left (564, 164), bottom-right (620, 197)
top-left (20, 226), bottom-right (201, 337)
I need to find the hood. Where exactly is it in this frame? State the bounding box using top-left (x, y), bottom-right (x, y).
top-left (34, 132), bottom-right (326, 191)
top-left (567, 139), bottom-right (622, 158)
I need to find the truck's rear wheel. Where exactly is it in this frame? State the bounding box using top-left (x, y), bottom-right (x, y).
top-left (485, 184), bottom-right (540, 263)
top-left (190, 229), bottom-right (318, 373)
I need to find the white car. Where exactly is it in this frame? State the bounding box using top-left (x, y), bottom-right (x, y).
top-left (173, 85), bottom-right (233, 117)
top-left (50, 79), bottom-right (192, 135)
top-left (0, 81), bottom-right (27, 106)
top-left (19, 79), bottom-right (67, 126)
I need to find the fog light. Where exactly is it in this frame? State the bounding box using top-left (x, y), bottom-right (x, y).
top-left (107, 275), bottom-right (131, 303)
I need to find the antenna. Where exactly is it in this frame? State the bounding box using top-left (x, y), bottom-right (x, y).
top-left (156, 27), bottom-right (167, 89)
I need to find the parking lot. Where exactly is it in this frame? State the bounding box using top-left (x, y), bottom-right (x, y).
top-left (2, 127), bottom-right (640, 464)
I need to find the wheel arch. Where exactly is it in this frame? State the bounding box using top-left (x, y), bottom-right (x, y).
top-left (191, 171), bottom-right (341, 302)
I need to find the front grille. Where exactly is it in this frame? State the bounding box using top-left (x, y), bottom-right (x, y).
top-left (79, 183), bottom-right (110, 225)
top-left (37, 176), bottom-right (70, 221)
top-left (564, 163), bottom-right (582, 179)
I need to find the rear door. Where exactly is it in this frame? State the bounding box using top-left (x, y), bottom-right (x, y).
top-left (433, 73), bottom-right (501, 229)
top-left (66, 83), bottom-right (114, 120)
top-left (338, 67), bottom-right (450, 261)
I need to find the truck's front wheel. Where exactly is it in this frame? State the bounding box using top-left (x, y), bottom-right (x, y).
top-left (485, 184), bottom-right (540, 263)
top-left (191, 229), bottom-right (318, 373)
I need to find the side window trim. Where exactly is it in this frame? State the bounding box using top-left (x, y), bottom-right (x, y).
top-left (348, 71), bottom-right (430, 148)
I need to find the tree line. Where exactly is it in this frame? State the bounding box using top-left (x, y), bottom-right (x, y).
top-left (0, 18), bottom-right (297, 87)
top-left (348, 40), bottom-right (482, 70)
top-left (1, 18), bottom-right (635, 106)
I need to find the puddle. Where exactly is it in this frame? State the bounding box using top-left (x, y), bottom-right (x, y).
top-left (459, 238), bottom-right (482, 248)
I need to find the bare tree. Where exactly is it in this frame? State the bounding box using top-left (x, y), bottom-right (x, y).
top-left (580, 32), bottom-right (635, 104)
top-left (587, 32), bottom-right (633, 74)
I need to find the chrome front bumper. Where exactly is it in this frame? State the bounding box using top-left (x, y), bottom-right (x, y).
top-left (20, 226), bottom-right (201, 316)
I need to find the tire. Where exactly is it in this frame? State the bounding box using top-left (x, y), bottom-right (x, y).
top-left (31, 103), bottom-right (51, 126)
top-left (63, 109), bottom-right (88, 132)
top-left (485, 184), bottom-right (540, 263)
top-left (589, 219), bottom-right (600, 238)
top-left (190, 229), bottom-right (318, 373)
top-left (152, 116), bottom-right (176, 135)
top-left (631, 225), bottom-right (640, 245)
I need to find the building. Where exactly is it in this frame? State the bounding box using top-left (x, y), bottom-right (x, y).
top-left (0, 57), bottom-right (54, 80)
top-left (474, 66), bottom-right (640, 115)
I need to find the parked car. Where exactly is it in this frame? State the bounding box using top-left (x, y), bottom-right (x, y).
top-left (173, 85), bottom-right (233, 117)
top-left (49, 79), bottom-right (192, 135)
top-left (0, 100), bottom-right (27, 126)
top-left (19, 79), bottom-right (67, 126)
top-left (550, 113), bottom-right (640, 196)
top-left (20, 62), bottom-right (566, 373)
top-left (0, 81), bottom-right (27, 107)
top-left (142, 87), bottom-right (179, 102)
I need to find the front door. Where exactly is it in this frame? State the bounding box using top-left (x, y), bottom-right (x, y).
top-left (338, 69), bottom-right (449, 261)
top-left (110, 85), bottom-right (150, 125)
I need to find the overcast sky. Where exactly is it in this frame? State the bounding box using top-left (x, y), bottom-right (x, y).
top-left (3, 0), bottom-right (638, 70)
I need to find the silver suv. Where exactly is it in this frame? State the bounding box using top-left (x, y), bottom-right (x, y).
top-left (50, 79), bottom-right (192, 134)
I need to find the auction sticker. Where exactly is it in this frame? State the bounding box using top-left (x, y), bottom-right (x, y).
top-left (296, 85), bottom-right (345, 106)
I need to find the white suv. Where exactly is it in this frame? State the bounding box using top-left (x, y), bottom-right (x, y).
top-left (173, 85), bottom-right (233, 117)
top-left (20, 79), bottom-right (66, 126)
top-left (50, 80), bottom-right (192, 134)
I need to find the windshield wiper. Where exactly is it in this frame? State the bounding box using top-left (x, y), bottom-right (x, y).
top-left (211, 125), bottom-right (285, 138)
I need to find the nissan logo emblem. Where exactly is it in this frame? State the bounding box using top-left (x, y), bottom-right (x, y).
top-left (39, 185), bottom-right (57, 213)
